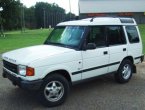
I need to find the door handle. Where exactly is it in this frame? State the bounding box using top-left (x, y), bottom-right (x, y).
top-left (104, 51), bottom-right (108, 55)
top-left (123, 48), bottom-right (126, 51)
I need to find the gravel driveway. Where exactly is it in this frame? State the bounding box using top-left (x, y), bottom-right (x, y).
top-left (0, 58), bottom-right (145, 110)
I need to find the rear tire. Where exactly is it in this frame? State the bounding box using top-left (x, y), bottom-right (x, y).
top-left (115, 59), bottom-right (133, 83)
top-left (38, 74), bottom-right (70, 107)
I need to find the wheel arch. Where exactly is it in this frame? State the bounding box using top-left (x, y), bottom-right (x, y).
top-left (121, 56), bottom-right (134, 64)
top-left (120, 56), bottom-right (136, 73)
top-left (43, 69), bottom-right (72, 84)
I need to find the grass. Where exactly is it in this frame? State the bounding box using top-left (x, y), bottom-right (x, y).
top-left (138, 24), bottom-right (145, 54)
top-left (0, 29), bottom-right (52, 54)
top-left (0, 25), bottom-right (145, 54)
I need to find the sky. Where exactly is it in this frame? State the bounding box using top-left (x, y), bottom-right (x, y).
top-left (21, 0), bottom-right (79, 15)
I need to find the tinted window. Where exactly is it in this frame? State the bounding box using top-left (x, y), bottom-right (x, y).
top-left (126, 26), bottom-right (139, 43)
top-left (87, 26), bottom-right (106, 47)
top-left (107, 26), bottom-right (126, 45)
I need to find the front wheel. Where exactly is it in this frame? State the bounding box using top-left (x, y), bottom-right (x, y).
top-left (38, 74), bottom-right (70, 107)
top-left (115, 60), bottom-right (133, 83)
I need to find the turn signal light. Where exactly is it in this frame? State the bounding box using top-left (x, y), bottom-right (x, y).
top-left (26, 67), bottom-right (35, 76)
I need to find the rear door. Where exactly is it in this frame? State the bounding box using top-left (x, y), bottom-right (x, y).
top-left (81, 26), bottom-right (109, 79)
top-left (107, 26), bottom-right (127, 73)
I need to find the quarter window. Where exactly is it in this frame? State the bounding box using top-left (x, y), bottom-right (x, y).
top-left (126, 26), bottom-right (140, 43)
top-left (107, 26), bottom-right (126, 46)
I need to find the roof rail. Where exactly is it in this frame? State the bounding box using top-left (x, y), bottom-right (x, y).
top-left (89, 16), bottom-right (134, 23)
top-left (89, 16), bottom-right (121, 22)
top-left (90, 16), bottom-right (110, 22)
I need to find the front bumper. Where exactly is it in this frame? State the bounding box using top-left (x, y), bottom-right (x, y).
top-left (3, 69), bottom-right (43, 90)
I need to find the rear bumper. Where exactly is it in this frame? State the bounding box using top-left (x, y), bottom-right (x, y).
top-left (3, 69), bottom-right (43, 90)
top-left (141, 55), bottom-right (144, 62)
top-left (135, 55), bottom-right (144, 63)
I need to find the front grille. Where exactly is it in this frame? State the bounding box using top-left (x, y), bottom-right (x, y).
top-left (3, 60), bottom-right (18, 74)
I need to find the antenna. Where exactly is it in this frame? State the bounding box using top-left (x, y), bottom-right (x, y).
top-left (90, 17), bottom-right (95, 22)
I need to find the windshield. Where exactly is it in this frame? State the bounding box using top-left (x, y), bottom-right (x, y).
top-left (45, 26), bottom-right (86, 48)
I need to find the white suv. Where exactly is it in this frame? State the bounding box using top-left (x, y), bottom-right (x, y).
top-left (2, 17), bottom-right (144, 107)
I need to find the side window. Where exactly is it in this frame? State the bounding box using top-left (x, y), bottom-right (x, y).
top-left (126, 26), bottom-right (140, 43)
top-left (87, 26), bottom-right (106, 47)
top-left (107, 26), bottom-right (126, 46)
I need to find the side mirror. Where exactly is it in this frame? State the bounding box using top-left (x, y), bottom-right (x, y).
top-left (86, 43), bottom-right (96, 50)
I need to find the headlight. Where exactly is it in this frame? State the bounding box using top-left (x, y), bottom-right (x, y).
top-left (18, 65), bottom-right (26, 76)
top-left (18, 65), bottom-right (35, 76)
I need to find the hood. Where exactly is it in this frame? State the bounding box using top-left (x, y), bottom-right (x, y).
top-left (2, 45), bottom-right (73, 65)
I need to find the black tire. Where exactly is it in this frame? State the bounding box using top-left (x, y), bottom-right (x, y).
top-left (115, 59), bottom-right (133, 84)
top-left (38, 74), bottom-right (70, 107)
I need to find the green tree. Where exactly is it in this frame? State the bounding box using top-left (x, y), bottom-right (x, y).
top-left (25, 6), bottom-right (36, 29)
top-left (0, 0), bottom-right (21, 30)
top-left (66, 12), bottom-right (76, 20)
top-left (34, 2), bottom-right (68, 28)
top-left (0, 0), bottom-right (76, 30)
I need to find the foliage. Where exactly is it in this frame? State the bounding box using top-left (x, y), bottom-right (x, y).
top-left (25, 6), bottom-right (36, 29)
top-left (66, 12), bottom-right (76, 21)
top-left (139, 24), bottom-right (145, 53)
top-left (0, 0), bottom-right (76, 30)
top-left (34, 2), bottom-right (67, 28)
top-left (0, 0), bottom-right (21, 30)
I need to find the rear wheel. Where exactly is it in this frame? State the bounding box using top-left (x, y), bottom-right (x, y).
top-left (38, 74), bottom-right (70, 107)
top-left (115, 59), bottom-right (133, 83)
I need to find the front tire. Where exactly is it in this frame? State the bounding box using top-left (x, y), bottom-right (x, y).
top-left (39, 74), bottom-right (70, 107)
top-left (115, 59), bottom-right (133, 83)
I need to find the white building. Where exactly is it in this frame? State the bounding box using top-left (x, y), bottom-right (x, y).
top-left (79, 0), bottom-right (145, 23)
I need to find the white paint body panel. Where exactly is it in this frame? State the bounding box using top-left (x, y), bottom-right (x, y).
top-left (108, 45), bottom-right (127, 72)
top-left (126, 26), bottom-right (143, 64)
top-left (2, 45), bottom-right (82, 81)
top-left (82, 47), bottom-right (109, 79)
top-left (2, 45), bottom-right (74, 65)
